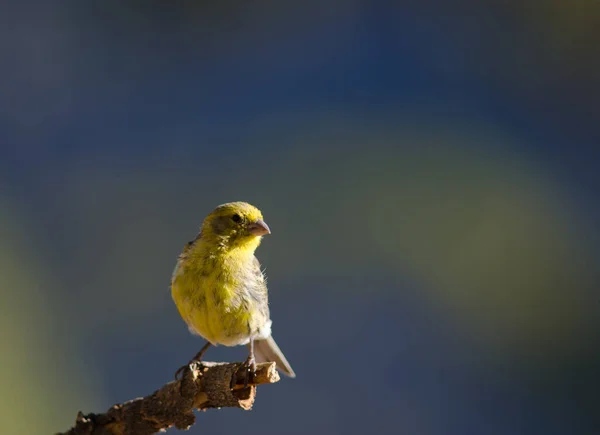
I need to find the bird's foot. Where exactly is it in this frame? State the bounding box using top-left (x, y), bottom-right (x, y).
top-left (174, 359), bottom-right (202, 380)
top-left (231, 355), bottom-right (256, 389)
top-left (175, 343), bottom-right (212, 380)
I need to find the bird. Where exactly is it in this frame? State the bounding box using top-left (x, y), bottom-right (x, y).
top-left (171, 201), bottom-right (295, 385)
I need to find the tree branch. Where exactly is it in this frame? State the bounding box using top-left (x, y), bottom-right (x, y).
top-left (58, 361), bottom-right (280, 435)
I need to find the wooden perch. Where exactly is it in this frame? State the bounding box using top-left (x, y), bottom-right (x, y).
top-left (58, 361), bottom-right (280, 435)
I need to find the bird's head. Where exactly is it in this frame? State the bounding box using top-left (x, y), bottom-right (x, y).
top-left (201, 201), bottom-right (270, 252)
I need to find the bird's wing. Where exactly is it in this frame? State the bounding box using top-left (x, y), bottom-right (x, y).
top-left (171, 231), bottom-right (201, 285)
top-left (247, 255), bottom-right (270, 319)
top-left (247, 259), bottom-right (295, 377)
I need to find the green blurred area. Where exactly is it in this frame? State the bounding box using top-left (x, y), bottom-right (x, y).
top-left (0, 202), bottom-right (104, 433)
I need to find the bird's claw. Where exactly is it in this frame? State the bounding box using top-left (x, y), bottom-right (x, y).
top-left (175, 343), bottom-right (212, 380)
top-left (174, 360), bottom-right (201, 381)
top-left (231, 356), bottom-right (256, 389)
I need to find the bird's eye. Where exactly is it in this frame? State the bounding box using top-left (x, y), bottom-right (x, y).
top-left (231, 214), bottom-right (242, 223)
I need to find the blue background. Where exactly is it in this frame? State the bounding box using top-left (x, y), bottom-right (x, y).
top-left (1, 2), bottom-right (598, 434)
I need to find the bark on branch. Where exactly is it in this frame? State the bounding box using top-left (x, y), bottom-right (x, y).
top-left (58, 361), bottom-right (280, 435)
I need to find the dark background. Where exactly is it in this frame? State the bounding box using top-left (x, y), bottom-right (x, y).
top-left (1, 2), bottom-right (599, 434)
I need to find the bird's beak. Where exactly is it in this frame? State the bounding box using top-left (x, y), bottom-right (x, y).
top-left (248, 219), bottom-right (271, 236)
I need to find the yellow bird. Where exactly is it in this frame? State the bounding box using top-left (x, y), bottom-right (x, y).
top-left (171, 201), bottom-right (295, 383)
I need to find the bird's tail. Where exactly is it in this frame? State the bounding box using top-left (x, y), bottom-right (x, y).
top-left (251, 336), bottom-right (296, 378)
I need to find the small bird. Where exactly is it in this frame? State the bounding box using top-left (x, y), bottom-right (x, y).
top-left (171, 202), bottom-right (295, 384)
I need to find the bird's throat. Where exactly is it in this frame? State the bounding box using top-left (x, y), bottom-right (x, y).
top-left (192, 235), bottom-right (260, 265)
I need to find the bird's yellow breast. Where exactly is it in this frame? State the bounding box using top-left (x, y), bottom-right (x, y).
top-left (171, 250), bottom-right (257, 346)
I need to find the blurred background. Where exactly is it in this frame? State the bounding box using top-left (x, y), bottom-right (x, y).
top-left (1, 2), bottom-right (599, 434)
